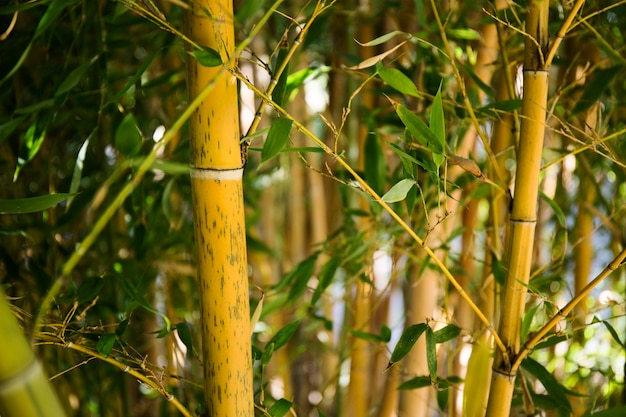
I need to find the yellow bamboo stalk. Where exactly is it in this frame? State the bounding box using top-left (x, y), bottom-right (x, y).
top-left (185, 2), bottom-right (253, 416)
top-left (0, 291), bottom-right (67, 417)
top-left (485, 1), bottom-right (549, 415)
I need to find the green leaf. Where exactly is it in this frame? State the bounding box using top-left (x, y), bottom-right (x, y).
top-left (77, 276), bottom-right (104, 304)
top-left (380, 325), bottom-right (392, 343)
top-left (461, 64), bottom-right (495, 99)
top-left (262, 342), bottom-right (275, 365)
top-left (311, 256), bottom-right (341, 307)
top-left (521, 303), bottom-right (540, 343)
top-left (433, 324), bottom-right (461, 344)
top-left (382, 179), bottom-right (415, 203)
top-left (56, 55), bottom-right (98, 96)
top-left (0, 193), bottom-right (75, 214)
top-left (35, 0), bottom-right (80, 39)
top-left (272, 46), bottom-right (290, 108)
top-left (429, 82), bottom-right (446, 155)
top-left (521, 357), bottom-right (572, 413)
top-left (286, 252), bottom-right (319, 301)
top-left (598, 318), bottom-right (624, 348)
top-left (426, 326), bottom-right (437, 380)
top-left (389, 323), bottom-right (428, 363)
top-left (397, 375), bottom-right (431, 390)
top-left (105, 49), bottom-right (160, 107)
top-left (190, 47), bottom-right (222, 67)
top-left (14, 123), bottom-right (47, 180)
top-left (261, 118), bottom-right (292, 164)
top-left (267, 320), bottom-right (300, 351)
top-left (534, 335), bottom-right (567, 350)
top-left (268, 398), bottom-right (293, 417)
top-left (176, 322), bottom-right (194, 355)
top-left (475, 99), bottom-right (522, 118)
top-left (446, 28), bottom-right (481, 40)
top-left (115, 113), bottom-right (142, 157)
top-left (539, 190), bottom-right (566, 228)
top-left (395, 103), bottom-right (440, 152)
top-left (349, 329), bottom-right (386, 343)
top-left (96, 334), bottom-right (117, 358)
top-left (377, 63), bottom-right (421, 98)
top-left (491, 251), bottom-right (506, 286)
top-left (116, 318), bottom-right (130, 337)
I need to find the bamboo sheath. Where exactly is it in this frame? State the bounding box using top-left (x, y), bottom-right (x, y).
top-left (0, 292), bottom-right (66, 417)
top-left (185, 1), bottom-right (253, 416)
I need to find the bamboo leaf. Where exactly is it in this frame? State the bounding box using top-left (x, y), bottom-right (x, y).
top-left (268, 398), bottom-right (292, 417)
top-left (261, 118), bottom-right (292, 164)
top-left (447, 28), bottom-right (481, 40)
top-left (395, 103), bottom-right (439, 150)
top-left (365, 132), bottom-right (386, 195)
top-left (286, 252), bottom-right (319, 301)
top-left (389, 323), bottom-right (428, 363)
top-left (382, 179), bottom-right (415, 203)
top-left (426, 326), bottom-right (437, 381)
top-left (268, 320), bottom-right (301, 351)
top-left (14, 123), bottom-right (47, 180)
top-left (176, 322), bottom-right (194, 355)
top-left (539, 190), bottom-right (566, 228)
top-left (96, 334), bottom-right (116, 358)
top-left (521, 357), bottom-right (572, 413)
top-left (105, 49), bottom-right (160, 107)
top-left (311, 255), bottom-right (341, 307)
top-left (433, 324), bottom-right (461, 344)
top-left (0, 193), bottom-right (75, 214)
top-left (429, 82), bottom-right (446, 155)
top-left (190, 47), bottom-right (222, 67)
top-left (56, 55), bottom-right (98, 96)
top-left (116, 318), bottom-right (129, 337)
top-left (397, 375), bottom-right (431, 390)
top-left (114, 113), bottom-right (142, 157)
top-left (272, 46), bottom-right (290, 108)
top-left (521, 303), bottom-right (540, 342)
top-left (377, 62), bottom-right (421, 98)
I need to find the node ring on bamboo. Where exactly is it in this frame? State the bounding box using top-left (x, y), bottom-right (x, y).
top-left (190, 166), bottom-right (244, 180)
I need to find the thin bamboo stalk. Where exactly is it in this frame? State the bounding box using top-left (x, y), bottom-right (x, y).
top-left (185, 1), bottom-right (253, 415)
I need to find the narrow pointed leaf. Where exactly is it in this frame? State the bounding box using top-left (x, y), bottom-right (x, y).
top-left (190, 47), bottom-right (222, 67)
top-left (426, 326), bottom-right (437, 380)
top-left (395, 103), bottom-right (440, 151)
top-left (261, 118), bottom-right (292, 164)
top-left (96, 334), bottom-right (116, 358)
top-left (521, 357), bottom-right (572, 413)
top-left (0, 193), bottom-right (75, 214)
top-left (381, 179), bottom-right (415, 203)
top-left (389, 323), bottom-right (428, 363)
top-left (56, 55), bottom-right (98, 96)
top-left (175, 322), bottom-right (194, 354)
top-left (433, 324), bottom-right (461, 344)
top-left (377, 64), bottom-right (421, 98)
top-left (268, 398), bottom-right (293, 417)
top-left (114, 113), bottom-right (142, 156)
top-left (268, 320), bottom-right (300, 351)
top-left (429, 82), bottom-right (445, 154)
top-left (398, 375), bottom-right (432, 390)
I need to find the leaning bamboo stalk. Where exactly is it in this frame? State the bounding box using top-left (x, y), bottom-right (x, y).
top-left (485, 1), bottom-right (549, 415)
top-left (185, 2), bottom-right (253, 416)
top-left (0, 291), bottom-right (67, 417)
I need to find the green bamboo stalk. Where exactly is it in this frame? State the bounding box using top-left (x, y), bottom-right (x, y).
top-left (0, 291), bottom-right (67, 417)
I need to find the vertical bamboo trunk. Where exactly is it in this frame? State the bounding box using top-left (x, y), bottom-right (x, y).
top-left (185, 2), bottom-right (253, 416)
top-left (0, 291), bottom-right (67, 417)
top-left (345, 3), bottom-right (375, 416)
top-left (486, 2), bottom-right (549, 416)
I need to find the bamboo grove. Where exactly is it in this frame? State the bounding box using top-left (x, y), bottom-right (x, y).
top-left (0, 1), bottom-right (625, 416)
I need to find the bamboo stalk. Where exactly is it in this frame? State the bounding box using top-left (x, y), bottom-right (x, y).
top-left (485, 1), bottom-right (550, 415)
top-left (185, 1), bottom-right (253, 415)
top-left (0, 291), bottom-right (67, 417)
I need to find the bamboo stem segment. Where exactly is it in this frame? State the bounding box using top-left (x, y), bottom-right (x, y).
top-left (185, 1), bottom-right (253, 416)
top-left (0, 292), bottom-right (67, 417)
